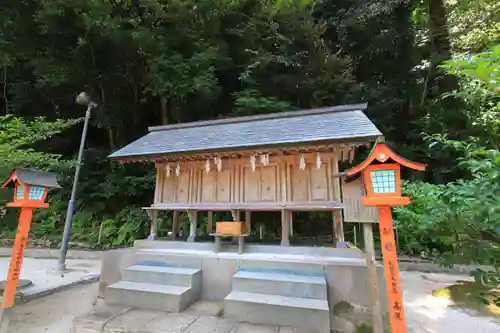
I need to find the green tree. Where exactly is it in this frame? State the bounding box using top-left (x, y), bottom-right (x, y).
top-left (0, 115), bottom-right (78, 177)
top-left (396, 139), bottom-right (500, 305)
top-left (0, 114), bottom-right (77, 232)
top-left (440, 45), bottom-right (500, 147)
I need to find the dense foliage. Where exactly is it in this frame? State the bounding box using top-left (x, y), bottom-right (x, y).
top-left (396, 140), bottom-right (500, 266)
top-left (0, 115), bottom-right (76, 213)
top-left (0, 115), bottom-right (78, 175)
top-left (395, 138), bottom-right (500, 305)
top-left (395, 42), bottom-right (500, 304)
top-left (0, 0), bottom-right (499, 302)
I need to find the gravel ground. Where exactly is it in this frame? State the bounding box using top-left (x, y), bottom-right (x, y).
top-left (6, 272), bottom-right (500, 333)
top-left (402, 271), bottom-right (500, 333)
top-left (9, 283), bottom-right (97, 333)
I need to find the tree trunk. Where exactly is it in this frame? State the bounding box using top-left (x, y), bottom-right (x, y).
top-left (3, 67), bottom-right (8, 115)
top-left (108, 126), bottom-right (116, 151)
top-left (428, 0), bottom-right (466, 136)
top-left (428, 0), bottom-right (452, 60)
top-left (160, 97), bottom-right (168, 125)
top-left (133, 82), bottom-right (139, 129)
top-left (174, 103), bottom-right (182, 123)
top-left (428, 0), bottom-right (458, 92)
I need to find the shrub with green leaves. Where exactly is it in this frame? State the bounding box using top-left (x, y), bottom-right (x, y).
top-left (0, 115), bottom-right (78, 227)
top-left (0, 115), bottom-right (79, 178)
top-left (395, 137), bottom-right (500, 305)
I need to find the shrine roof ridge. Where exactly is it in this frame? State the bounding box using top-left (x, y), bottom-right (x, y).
top-left (148, 103), bottom-right (368, 132)
top-left (108, 103), bottom-right (382, 160)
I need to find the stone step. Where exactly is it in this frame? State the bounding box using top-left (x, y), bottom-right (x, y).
top-left (237, 257), bottom-right (324, 277)
top-left (224, 291), bottom-right (330, 333)
top-left (232, 270), bottom-right (327, 300)
top-left (135, 251), bottom-right (202, 269)
top-left (122, 265), bottom-right (201, 287)
top-left (105, 281), bottom-right (195, 312)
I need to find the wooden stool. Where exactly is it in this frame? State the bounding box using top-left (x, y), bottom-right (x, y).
top-left (210, 233), bottom-right (249, 254)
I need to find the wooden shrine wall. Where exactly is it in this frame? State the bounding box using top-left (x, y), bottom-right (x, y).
top-left (153, 152), bottom-right (346, 206)
top-left (342, 178), bottom-right (378, 222)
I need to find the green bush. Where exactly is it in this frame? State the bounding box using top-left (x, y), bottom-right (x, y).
top-left (97, 207), bottom-right (151, 248)
top-left (395, 138), bottom-right (500, 305)
top-left (0, 145), bottom-right (155, 248)
top-left (29, 150), bottom-right (155, 248)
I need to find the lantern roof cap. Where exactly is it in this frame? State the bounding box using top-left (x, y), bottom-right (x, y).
top-left (1, 168), bottom-right (61, 189)
top-left (346, 141), bottom-right (425, 176)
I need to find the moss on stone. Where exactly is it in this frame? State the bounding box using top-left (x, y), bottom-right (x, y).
top-left (333, 301), bottom-right (355, 315)
top-left (355, 324), bottom-right (372, 333)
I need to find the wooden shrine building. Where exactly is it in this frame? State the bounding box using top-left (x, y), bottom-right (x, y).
top-left (109, 103), bottom-right (382, 246)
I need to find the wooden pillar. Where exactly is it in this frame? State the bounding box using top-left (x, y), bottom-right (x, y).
top-left (353, 223), bottom-right (358, 247)
top-left (238, 235), bottom-right (245, 254)
top-left (363, 223), bottom-right (384, 333)
top-left (281, 209), bottom-right (290, 246)
top-left (153, 163), bottom-right (162, 204)
top-left (245, 211), bottom-right (251, 234)
top-left (280, 159), bottom-right (290, 246)
top-left (333, 209), bottom-right (345, 245)
top-left (332, 152), bottom-right (345, 245)
top-left (147, 210), bottom-right (158, 240)
top-left (214, 236), bottom-right (221, 253)
top-left (207, 211), bottom-right (214, 234)
top-left (187, 210), bottom-right (198, 242)
top-left (171, 211), bottom-right (179, 240)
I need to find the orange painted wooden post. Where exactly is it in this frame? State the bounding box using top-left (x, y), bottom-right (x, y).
top-left (345, 141), bottom-right (425, 333)
top-left (1, 208), bottom-right (33, 308)
top-left (0, 169), bottom-right (60, 310)
top-left (378, 207), bottom-right (406, 332)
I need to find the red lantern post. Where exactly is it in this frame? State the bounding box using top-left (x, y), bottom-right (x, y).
top-left (0, 169), bottom-right (60, 308)
top-left (346, 143), bottom-right (425, 333)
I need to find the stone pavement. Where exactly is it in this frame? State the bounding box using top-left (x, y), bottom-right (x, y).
top-left (72, 301), bottom-right (309, 333)
top-left (0, 247), bottom-right (103, 260)
top-left (0, 257), bottom-right (100, 303)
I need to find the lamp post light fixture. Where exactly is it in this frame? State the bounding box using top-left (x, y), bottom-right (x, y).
top-left (350, 143), bottom-right (424, 207)
top-left (345, 141), bottom-right (425, 333)
top-left (58, 92), bottom-right (97, 272)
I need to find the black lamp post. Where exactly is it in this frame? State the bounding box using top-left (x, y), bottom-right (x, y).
top-left (58, 92), bottom-right (97, 272)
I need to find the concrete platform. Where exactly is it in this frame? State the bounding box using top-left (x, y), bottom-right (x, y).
top-left (225, 269), bottom-right (330, 332)
top-left (232, 271), bottom-right (327, 299)
top-left (106, 281), bottom-right (193, 311)
top-left (98, 241), bottom-right (388, 332)
top-left (225, 292), bottom-right (330, 332)
top-left (12, 271), bottom-right (500, 333)
top-left (122, 265), bottom-right (201, 286)
top-left (106, 263), bottom-right (202, 312)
